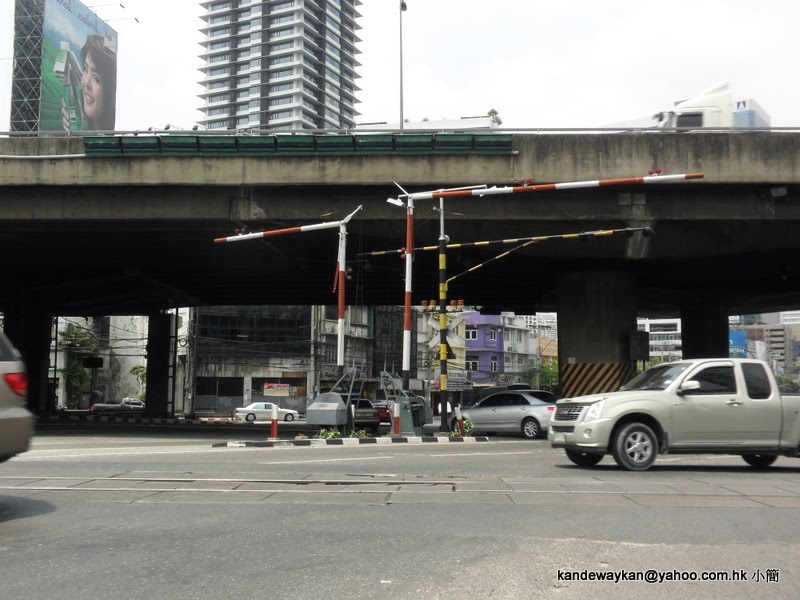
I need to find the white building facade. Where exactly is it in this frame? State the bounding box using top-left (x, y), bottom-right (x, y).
top-left (199, 0), bottom-right (362, 131)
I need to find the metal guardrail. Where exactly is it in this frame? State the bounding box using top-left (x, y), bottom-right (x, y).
top-left (79, 132), bottom-right (515, 157)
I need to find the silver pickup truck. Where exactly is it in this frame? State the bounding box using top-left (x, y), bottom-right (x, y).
top-left (549, 358), bottom-right (800, 470)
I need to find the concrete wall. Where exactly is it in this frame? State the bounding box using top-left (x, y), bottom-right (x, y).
top-left (1, 132), bottom-right (799, 188)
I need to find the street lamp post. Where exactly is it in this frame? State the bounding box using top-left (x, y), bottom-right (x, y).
top-left (399, 1), bottom-right (407, 131)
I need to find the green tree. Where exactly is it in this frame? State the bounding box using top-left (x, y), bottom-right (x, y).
top-left (776, 375), bottom-right (800, 394)
top-left (130, 364), bottom-right (147, 400)
top-left (530, 361), bottom-right (559, 391)
top-left (488, 108), bottom-right (502, 126)
top-left (58, 322), bottom-right (97, 408)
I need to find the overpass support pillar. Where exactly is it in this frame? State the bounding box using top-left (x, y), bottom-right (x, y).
top-left (680, 303), bottom-right (729, 358)
top-left (3, 307), bottom-right (53, 415)
top-left (556, 271), bottom-right (637, 397)
top-left (145, 311), bottom-right (172, 417)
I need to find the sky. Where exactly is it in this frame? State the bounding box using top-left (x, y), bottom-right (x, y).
top-left (1, 0), bottom-right (798, 131)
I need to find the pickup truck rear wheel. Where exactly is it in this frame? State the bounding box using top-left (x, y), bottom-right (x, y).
top-left (565, 449), bottom-right (603, 467)
top-left (612, 422), bottom-right (657, 471)
top-left (742, 454), bottom-right (778, 468)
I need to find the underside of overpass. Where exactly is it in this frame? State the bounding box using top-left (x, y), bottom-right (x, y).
top-left (2, 183), bottom-right (800, 317)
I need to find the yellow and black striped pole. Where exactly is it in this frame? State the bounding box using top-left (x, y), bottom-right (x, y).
top-left (360, 226), bottom-right (654, 258)
top-left (438, 197), bottom-right (450, 432)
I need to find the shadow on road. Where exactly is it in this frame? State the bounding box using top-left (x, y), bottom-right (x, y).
top-left (0, 496), bottom-right (56, 524)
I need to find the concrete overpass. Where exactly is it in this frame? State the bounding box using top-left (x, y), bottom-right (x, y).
top-left (2, 131), bottom-right (799, 412)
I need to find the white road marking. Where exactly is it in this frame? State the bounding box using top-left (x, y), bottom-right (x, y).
top-left (15, 447), bottom-right (238, 460)
top-left (257, 456), bottom-right (393, 465)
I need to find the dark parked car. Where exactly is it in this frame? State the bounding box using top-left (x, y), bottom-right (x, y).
top-left (452, 390), bottom-right (555, 439)
top-left (352, 399), bottom-right (383, 433)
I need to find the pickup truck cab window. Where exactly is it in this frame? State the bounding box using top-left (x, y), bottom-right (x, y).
top-left (742, 362), bottom-right (771, 399)
top-left (686, 366), bottom-right (737, 394)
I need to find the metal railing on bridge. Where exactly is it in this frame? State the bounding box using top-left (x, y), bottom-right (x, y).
top-left (82, 132), bottom-right (514, 157)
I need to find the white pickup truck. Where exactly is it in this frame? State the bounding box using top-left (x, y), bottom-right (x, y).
top-left (548, 359), bottom-right (800, 471)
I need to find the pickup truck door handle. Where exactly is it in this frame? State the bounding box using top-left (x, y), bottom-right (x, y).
top-left (725, 399), bottom-right (743, 406)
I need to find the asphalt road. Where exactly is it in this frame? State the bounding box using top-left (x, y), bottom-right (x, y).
top-left (1, 423), bottom-right (799, 600)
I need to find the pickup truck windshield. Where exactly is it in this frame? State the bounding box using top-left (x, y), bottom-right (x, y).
top-left (619, 363), bottom-right (691, 391)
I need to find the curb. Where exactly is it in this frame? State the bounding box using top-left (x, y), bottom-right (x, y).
top-left (215, 436), bottom-right (489, 448)
top-left (39, 414), bottom-right (235, 426)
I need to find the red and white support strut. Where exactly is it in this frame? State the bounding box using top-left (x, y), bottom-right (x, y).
top-left (455, 405), bottom-right (464, 436)
top-left (214, 205), bottom-right (363, 369)
top-left (401, 196), bottom-right (414, 387)
top-left (388, 173), bottom-right (704, 203)
top-left (270, 403), bottom-right (278, 439)
top-left (393, 401), bottom-right (401, 435)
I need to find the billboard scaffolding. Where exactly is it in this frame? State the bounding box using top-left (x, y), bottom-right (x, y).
top-left (11, 0), bottom-right (45, 132)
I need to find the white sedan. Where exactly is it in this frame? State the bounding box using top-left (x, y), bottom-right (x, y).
top-left (233, 402), bottom-right (300, 423)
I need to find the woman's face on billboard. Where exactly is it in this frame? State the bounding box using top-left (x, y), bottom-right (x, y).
top-left (81, 53), bottom-right (104, 120)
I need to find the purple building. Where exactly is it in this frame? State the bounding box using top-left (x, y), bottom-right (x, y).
top-left (464, 313), bottom-right (531, 386)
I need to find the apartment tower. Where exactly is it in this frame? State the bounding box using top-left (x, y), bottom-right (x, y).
top-left (198, 0), bottom-right (361, 131)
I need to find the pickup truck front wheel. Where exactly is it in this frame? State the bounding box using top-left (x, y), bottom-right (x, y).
top-left (742, 454), bottom-right (778, 469)
top-left (612, 422), bottom-right (657, 471)
top-left (565, 449), bottom-right (603, 467)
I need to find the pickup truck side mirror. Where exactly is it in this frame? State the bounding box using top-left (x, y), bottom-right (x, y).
top-left (677, 380), bottom-right (701, 395)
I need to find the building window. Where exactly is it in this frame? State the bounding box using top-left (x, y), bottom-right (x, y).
top-left (271, 28), bottom-right (294, 39)
top-left (489, 330), bottom-right (497, 341)
top-left (272, 1), bottom-right (295, 10)
top-left (270, 83), bottom-right (293, 92)
top-left (465, 328), bottom-right (477, 340)
top-left (269, 96), bottom-right (292, 106)
top-left (465, 357), bottom-right (478, 371)
top-left (490, 357), bottom-right (498, 372)
top-left (269, 110), bottom-right (293, 120)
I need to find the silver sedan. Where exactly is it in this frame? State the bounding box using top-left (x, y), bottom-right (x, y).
top-left (233, 402), bottom-right (300, 423)
top-left (451, 391), bottom-right (555, 439)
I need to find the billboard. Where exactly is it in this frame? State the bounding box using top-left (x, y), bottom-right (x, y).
top-left (41, 0), bottom-right (118, 131)
top-left (729, 330), bottom-right (747, 358)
